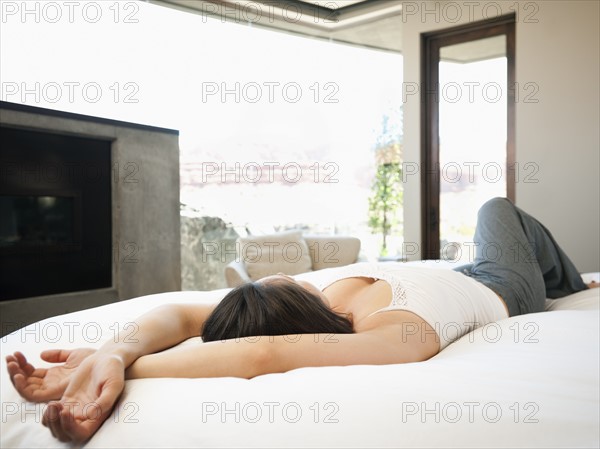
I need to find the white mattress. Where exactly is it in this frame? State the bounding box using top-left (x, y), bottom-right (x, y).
top-left (1, 267), bottom-right (599, 448)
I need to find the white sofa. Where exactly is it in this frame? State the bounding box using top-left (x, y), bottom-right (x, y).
top-left (225, 231), bottom-right (362, 287)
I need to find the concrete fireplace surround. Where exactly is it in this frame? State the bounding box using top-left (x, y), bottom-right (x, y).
top-left (0, 101), bottom-right (181, 335)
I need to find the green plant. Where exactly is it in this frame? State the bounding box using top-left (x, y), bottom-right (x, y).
top-left (368, 109), bottom-right (403, 257)
top-left (368, 162), bottom-right (403, 256)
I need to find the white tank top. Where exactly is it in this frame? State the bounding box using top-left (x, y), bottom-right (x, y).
top-left (297, 262), bottom-right (508, 350)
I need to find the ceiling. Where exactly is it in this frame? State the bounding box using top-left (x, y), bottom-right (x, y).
top-left (297, 0), bottom-right (370, 8)
top-left (150, 0), bottom-right (404, 53)
top-left (150, 1), bottom-right (507, 60)
top-left (441, 35), bottom-right (506, 63)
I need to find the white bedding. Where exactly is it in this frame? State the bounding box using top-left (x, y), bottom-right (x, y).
top-left (1, 265), bottom-right (599, 448)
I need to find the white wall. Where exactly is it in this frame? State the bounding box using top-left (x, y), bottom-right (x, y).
top-left (402, 0), bottom-right (600, 272)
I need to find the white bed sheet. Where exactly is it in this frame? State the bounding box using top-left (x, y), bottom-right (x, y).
top-left (1, 265), bottom-right (599, 448)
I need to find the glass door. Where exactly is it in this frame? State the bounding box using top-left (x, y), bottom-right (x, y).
top-left (421, 15), bottom-right (515, 260)
top-left (438, 35), bottom-right (507, 262)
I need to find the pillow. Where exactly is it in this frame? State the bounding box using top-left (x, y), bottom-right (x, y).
top-left (238, 230), bottom-right (313, 280)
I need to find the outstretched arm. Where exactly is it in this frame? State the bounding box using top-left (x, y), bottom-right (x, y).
top-left (44, 329), bottom-right (409, 441)
top-left (6, 302), bottom-right (217, 403)
top-left (126, 323), bottom-right (431, 380)
top-left (100, 302), bottom-right (217, 367)
top-left (6, 302), bottom-right (219, 443)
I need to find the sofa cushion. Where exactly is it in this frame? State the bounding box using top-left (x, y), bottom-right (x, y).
top-left (238, 230), bottom-right (313, 280)
top-left (304, 235), bottom-right (361, 271)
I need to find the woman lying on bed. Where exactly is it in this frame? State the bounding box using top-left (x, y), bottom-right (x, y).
top-left (5, 198), bottom-right (597, 443)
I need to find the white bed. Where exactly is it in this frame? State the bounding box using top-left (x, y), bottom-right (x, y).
top-left (1, 263), bottom-right (599, 448)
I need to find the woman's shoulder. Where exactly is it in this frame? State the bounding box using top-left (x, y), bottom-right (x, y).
top-left (296, 262), bottom-right (380, 291)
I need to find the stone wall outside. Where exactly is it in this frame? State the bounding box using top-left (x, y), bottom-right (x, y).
top-left (181, 215), bottom-right (239, 291)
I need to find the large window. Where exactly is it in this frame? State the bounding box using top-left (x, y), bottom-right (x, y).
top-left (178, 27), bottom-right (404, 260)
top-left (1, 1), bottom-right (404, 262)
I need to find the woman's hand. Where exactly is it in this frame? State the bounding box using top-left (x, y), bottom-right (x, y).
top-left (42, 352), bottom-right (125, 443)
top-left (6, 303), bottom-right (213, 442)
top-left (6, 349), bottom-right (97, 402)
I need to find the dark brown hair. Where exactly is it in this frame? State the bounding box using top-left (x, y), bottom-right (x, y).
top-left (201, 281), bottom-right (354, 342)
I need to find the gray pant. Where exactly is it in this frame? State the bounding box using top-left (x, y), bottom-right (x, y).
top-left (455, 197), bottom-right (587, 317)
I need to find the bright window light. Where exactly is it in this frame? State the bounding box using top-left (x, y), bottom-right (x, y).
top-left (0, 1), bottom-right (404, 260)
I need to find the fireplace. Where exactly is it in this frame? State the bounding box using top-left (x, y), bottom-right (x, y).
top-left (0, 126), bottom-right (112, 300)
top-left (0, 101), bottom-right (180, 336)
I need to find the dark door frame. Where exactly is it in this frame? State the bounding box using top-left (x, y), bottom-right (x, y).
top-left (420, 14), bottom-right (516, 259)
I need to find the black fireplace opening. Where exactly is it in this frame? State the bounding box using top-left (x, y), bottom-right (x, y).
top-left (1, 195), bottom-right (79, 248)
top-left (0, 126), bottom-right (112, 300)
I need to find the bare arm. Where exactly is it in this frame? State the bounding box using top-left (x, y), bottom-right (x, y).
top-left (103, 302), bottom-right (217, 366)
top-left (125, 324), bottom-right (429, 380)
top-left (6, 302), bottom-right (220, 443)
top-left (6, 303), bottom-right (217, 403)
